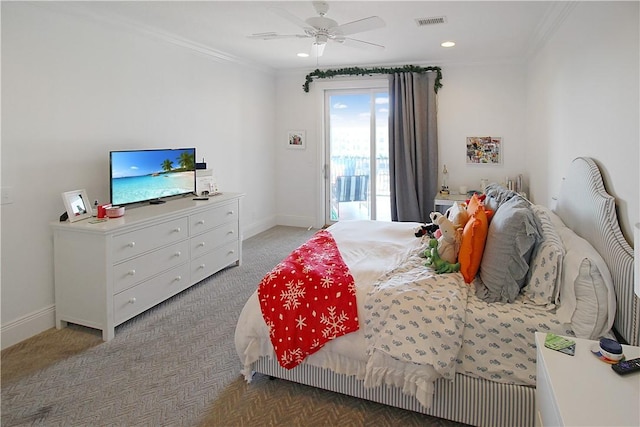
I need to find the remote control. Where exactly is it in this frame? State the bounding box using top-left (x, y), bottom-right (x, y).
top-left (612, 357), bottom-right (640, 375)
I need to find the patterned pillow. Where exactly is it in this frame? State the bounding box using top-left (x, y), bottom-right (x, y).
top-left (523, 205), bottom-right (565, 307)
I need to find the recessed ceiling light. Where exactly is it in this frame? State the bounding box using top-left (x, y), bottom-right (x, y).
top-left (297, 52), bottom-right (309, 57)
top-left (441, 41), bottom-right (456, 48)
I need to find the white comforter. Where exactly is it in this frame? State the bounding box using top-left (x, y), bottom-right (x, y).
top-left (236, 220), bottom-right (460, 408)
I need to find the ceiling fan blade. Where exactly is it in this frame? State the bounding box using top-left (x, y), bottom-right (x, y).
top-left (311, 42), bottom-right (326, 57)
top-left (248, 32), bottom-right (310, 40)
top-left (333, 16), bottom-right (385, 36)
top-left (269, 7), bottom-right (316, 34)
top-left (338, 37), bottom-right (385, 50)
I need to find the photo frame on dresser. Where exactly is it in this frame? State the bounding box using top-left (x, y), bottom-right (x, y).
top-left (62, 189), bottom-right (92, 222)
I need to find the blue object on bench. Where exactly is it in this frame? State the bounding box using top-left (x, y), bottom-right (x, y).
top-left (335, 175), bottom-right (369, 202)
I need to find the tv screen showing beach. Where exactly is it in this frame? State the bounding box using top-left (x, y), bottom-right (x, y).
top-left (110, 148), bottom-right (196, 205)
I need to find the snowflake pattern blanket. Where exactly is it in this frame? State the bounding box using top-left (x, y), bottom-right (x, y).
top-left (258, 230), bottom-right (359, 369)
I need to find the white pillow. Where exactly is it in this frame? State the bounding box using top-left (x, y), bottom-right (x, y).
top-left (523, 205), bottom-right (564, 307)
top-left (552, 215), bottom-right (616, 340)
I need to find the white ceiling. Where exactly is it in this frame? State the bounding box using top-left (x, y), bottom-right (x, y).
top-left (58, 1), bottom-right (560, 71)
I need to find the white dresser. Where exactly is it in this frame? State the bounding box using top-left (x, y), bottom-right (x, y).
top-left (535, 332), bottom-right (640, 427)
top-left (51, 193), bottom-right (243, 341)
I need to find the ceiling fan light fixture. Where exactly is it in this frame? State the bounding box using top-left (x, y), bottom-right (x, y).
top-left (441, 41), bottom-right (456, 48)
top-left (315, 34), bottom-right (328, 44)
top-left (251, 2), bottom-right (386, 57)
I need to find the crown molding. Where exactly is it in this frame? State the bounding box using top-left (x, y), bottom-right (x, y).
top-left (525, 1), bottom-right (578, 60)
top-left (31, 2), bottom-right (276, 75)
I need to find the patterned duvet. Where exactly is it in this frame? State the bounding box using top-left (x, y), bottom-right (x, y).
top-left (235, 220), bottom-right (573, 409)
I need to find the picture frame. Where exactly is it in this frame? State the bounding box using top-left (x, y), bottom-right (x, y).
top-left (62, 189), bottom-right (93, 222)
top-left (466, 136), bottom-right (502, 164)
top-left (287, 130), bottom-right (306, 150)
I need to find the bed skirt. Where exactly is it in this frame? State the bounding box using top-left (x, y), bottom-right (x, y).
top-left (252, 357), bottom-right (535, 427)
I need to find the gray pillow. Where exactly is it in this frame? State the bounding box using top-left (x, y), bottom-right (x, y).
top-left (476, 196), bottom-right (541, 303)
top-left (484, 183), bottom-right (519, 211)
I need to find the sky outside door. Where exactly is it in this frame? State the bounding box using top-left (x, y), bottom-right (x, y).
top-left (325, 89), bottom-right (390, 224)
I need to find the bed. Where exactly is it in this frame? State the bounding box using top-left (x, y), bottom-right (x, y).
top-left (235, 157), bottom-right (638, 427)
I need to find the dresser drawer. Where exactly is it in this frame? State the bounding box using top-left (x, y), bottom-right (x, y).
top-left (113, 240), bottom-right (189, 293)
top-left (112, 217), bottom-right (188, 263)
top-left (113, 263), bottom-right (190, 325)
top-left (191, 241), bottom-right (239, 283)
top-left (190, 223), bottom-right (239, 259)
top-left (190, 201), bottom-right (238, 235)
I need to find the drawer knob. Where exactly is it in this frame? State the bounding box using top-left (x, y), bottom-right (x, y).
top-left (128, 269), bottom-right (136, 276)
top-left (173, 227), bottom-right (181, 233)
top-left (229, 250), bottom-right (235, 254)
top-left (199, 264), bottom-right (205, 269)
top-left (198, 242), bottom-right (206, 247)
top-left (127, 242), bottom-right (136, 248)
top-left (197, 220), bottom-right (205, 225)
top-left (227, 230), bottom-right (234, 235)
top-left (174, 251), bottom-right (182, 257)
top-left (129, 297), bottom-right (136, 304)
top-left (175, 275), bottom-right (182, 282)
top-left (227, 210), bottom-right (234, 215)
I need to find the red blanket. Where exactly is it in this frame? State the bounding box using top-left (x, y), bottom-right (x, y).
top-left (258, 230), bottom-right (359, 369)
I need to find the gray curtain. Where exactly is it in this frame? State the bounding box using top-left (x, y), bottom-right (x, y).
top-left (389, 71), bottom-right (438, 222)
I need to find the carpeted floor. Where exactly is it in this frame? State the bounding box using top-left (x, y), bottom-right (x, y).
top-left (1, 225), bottom-right (467, 427)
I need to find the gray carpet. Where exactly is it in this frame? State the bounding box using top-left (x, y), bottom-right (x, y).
top-left (1, 226), bottom-right (466, 427)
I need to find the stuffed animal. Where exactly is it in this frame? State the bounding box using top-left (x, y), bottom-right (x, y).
top-left (414, 222), bottom-right (438, 239)
top-left (424, 239), bottom-right (460, 274)
top-left (444, 201), bottom-right (469, 230)
top-left (429, 211), bottom-right (463, 264)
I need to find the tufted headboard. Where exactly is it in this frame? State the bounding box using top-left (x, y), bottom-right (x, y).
top-left (554, 157), bottom-right (638, 346)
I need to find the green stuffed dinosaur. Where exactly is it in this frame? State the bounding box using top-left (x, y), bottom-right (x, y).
top-left (424, 238), bottom-right (460, 274)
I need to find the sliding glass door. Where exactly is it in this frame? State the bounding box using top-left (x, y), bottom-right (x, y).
top-left (324, 88), bottom-right (390, 224)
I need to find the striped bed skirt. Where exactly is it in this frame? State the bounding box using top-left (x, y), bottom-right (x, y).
top-left (252, 357), bottom-right (535, 427)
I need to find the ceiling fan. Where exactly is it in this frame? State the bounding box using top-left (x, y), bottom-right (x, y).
top-left (248, 1), bottom-right (385, 57)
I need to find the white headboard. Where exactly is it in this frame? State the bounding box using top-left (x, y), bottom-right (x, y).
top-left (555, 157), bottom-right (638, 345)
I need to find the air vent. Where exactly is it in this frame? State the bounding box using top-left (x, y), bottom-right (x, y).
top-left (416, 16), bottom-right (447, 26)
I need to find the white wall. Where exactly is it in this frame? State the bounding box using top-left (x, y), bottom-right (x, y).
top-left (274, 70), bottom-right (322, 228)
top-left (525, 1), bottom-right (639, 242)
top-left (1, 3), bottom-right (278, 347)
top-left (437, 62), bottom-right (529, 193)
top-left (275, 63), bottom-right (531, 227)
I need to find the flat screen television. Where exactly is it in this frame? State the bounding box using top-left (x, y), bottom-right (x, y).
top-left (110, 148), bottom-right (196, 206)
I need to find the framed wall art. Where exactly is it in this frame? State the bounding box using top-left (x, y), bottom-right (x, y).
top-left (62, 189), bottom-right (93, 222)
top-left (287, 130), bottom-right (306, 150)
top-left (466, 136), bottom-right (502, 164)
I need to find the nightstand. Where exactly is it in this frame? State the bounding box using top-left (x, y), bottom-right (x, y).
top-left (433, 193), bottom-right (468, 213)
top-left (535, 332), bottom-right (640, 427)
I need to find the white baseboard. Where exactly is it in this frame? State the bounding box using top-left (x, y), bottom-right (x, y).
top-left (243, 215), bottom-right (278, 240)
top-left (1, 305), bottom-right (55, 350)
top-left (275, 214), bottom-right (317, 230)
